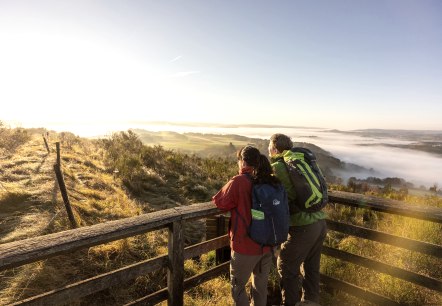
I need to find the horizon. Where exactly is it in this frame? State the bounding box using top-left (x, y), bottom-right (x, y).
top-left (4, 119), bottom-right (442, 139)
top-left (1, 1), bottom-right (442, 130)
top-left (2, 118), bottom-right (441, 189)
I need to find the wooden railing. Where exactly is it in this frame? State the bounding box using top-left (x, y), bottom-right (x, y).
top-left (0, 191), bottom-right (441, 305)
top-left (323, 191), bottom-right (442, 305)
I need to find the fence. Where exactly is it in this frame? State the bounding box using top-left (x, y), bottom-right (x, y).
top-left (323, 191), bottom-right (442, 305)
top-left (0, 191), bottom-right (441, 305)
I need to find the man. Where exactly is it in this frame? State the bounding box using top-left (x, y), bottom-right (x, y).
top-left (268, 133), bottom-right (327, 306)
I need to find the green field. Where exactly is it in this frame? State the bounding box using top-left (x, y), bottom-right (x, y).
top-left (131, 129), bottom-right (270, 158)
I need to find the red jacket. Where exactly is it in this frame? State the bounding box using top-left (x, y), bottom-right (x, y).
top-left (212, 166), bottom-right (271, 255)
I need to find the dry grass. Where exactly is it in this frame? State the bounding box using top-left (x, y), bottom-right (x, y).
top-left (0, 130), bottom-right (230, 305)
top-left (0, 132), bottom-right (154, 304)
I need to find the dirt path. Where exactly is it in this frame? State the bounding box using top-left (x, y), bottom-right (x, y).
top-left (0, 135), bottom-right (58, 243)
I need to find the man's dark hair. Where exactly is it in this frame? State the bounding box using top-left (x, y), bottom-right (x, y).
top-left (269, 133), bottom-right (293, 153)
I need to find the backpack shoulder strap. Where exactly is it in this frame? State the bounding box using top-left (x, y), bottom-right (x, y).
top-left (278, 156), bottom-right (303, 213)
top-left (279, 157), bottom-right (297, 191)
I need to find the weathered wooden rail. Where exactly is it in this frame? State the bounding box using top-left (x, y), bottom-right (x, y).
top-left (324, 191), bottom-right (442, 305)
top-left (0, 191), bottom-right (441, 305)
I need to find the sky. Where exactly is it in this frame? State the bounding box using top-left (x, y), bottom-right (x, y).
top-left (1, 0), bottom-right (442, 132)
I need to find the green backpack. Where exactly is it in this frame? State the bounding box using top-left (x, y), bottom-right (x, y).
top-left (280, 147), bottom-right (328, 213)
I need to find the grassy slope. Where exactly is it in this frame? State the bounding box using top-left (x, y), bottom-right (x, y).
top-left (0, 132), bottom-right (63, 243)
top-left (0, 131), bottom-right (233, 305)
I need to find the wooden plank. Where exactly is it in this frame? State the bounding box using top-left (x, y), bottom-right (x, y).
top-left (322, 246), bottom-right (442, 292)
top-left (183, 261), bottom-right (230, 289)
top-left (174, 202), bottom-right (219, 220)
top-left (320, 273), bottom-right (400, 306)
top-left (328, 190), bottom-right (442, 223)
top-left (168, 221), bottom-right (184, 306)
top-left (125, 288), bottom-right (168, 306)
top-left (205, 215), bottom-right (230, 240)
top-left (10, 236), bottom-right (229, 305)
top-left (326, 220), bottom-right (442, 257)
top-left (125, 262), bottom-right (230, 306)
top-left (0, 202), bottom-right (220, 271)
top-left (10, 256), bottom-right (168, 306)
top-left (184, 235), bottom-right (229, 260)
top-left (215, 216), bottom-right (230, 264)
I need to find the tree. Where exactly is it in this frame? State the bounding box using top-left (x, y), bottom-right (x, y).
top-left (429, 183), bottom-right (439, 194)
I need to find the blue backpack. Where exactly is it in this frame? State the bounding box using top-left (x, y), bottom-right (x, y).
top-left (249, 182), bottom-right (290, 246)
top-left (234, 175), bottom-right (290, 247)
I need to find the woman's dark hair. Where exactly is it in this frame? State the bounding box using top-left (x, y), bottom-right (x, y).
top-left (237, 145), bottom-right (260, 167)
top-left (237, 146), bottom-right (280, 186)
top-left (254, 154), bottom-right (281, 186)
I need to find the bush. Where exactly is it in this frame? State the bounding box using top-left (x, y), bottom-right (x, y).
top-left (0, 123), bottom-right (31, 153)
top-left (99, 131), bottom-right (237, 203)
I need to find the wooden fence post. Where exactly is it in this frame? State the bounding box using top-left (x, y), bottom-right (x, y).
top-left (216, 215), bottom-right (230, 265)
top-left (168, 220), bottom-right (184, 306)
top-left (42, 134), bottom-right (50, 153)
top-left (54, 164), bottom-right (78, 228)
top-left (56, 142), bottom-right (61, 166)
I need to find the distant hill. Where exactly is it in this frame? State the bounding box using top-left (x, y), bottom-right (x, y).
top-left (131, 129), bottom-right (270, 158)
top-left (332, 128), bottom-right (442, 141)
top-left (329, 129), bottom-right (442, 156)
top-left (131, 129), bottom-right (374, 184)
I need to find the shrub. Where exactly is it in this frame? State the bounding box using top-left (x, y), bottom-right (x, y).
top-left (99, 131), bottom-right (236, 203)
top-left (0, 124), bottom-right (31, 153)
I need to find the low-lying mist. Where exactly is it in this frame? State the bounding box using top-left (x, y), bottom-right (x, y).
top-left (293, 130), bottom-right (442, 189)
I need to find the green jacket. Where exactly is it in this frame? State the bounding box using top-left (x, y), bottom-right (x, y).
top-left (271, 149), bottom-right (327, 226)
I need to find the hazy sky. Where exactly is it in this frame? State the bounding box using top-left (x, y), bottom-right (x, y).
top-left (1, 0), bottom-right (441, 130)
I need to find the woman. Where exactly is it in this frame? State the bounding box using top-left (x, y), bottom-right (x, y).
top-left (212, 145), bottom-right (282, 306)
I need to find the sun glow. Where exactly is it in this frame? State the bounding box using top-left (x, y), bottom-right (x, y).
top-left (0, 25), bottom-right (210, 127)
